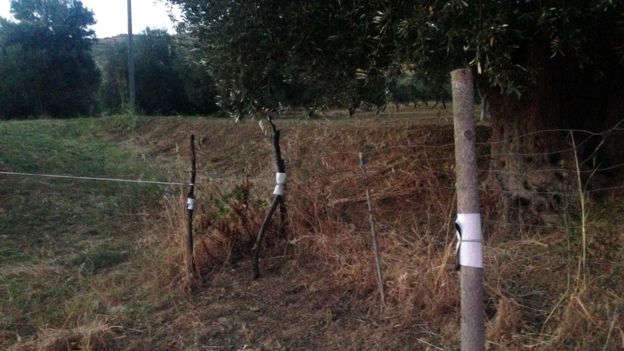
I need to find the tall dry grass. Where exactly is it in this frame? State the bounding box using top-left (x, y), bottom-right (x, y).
top-left (10, 321), bottom-right (114, 351)
top-left (135, 116), bottom-right (623, 350)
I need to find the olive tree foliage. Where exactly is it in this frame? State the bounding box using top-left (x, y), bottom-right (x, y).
top-left (0, 0), bottom-right (100, 119)
top-left (383, 1), bottom-right (623, 96)
top-left (168, 0), bottom-right (623, 123)
top-left (169, 0), bottom-right (623, 220)
top-left (168, 0), bottom-right (393, 118)
top-left (380, 0), bottom-right (624, 220)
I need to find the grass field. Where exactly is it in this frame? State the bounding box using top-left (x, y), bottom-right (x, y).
top-left (0, 118), bottom-right (185, 349)
top-left (1, 113), bottom-right (623, 350)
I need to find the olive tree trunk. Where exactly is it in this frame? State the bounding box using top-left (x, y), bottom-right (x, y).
top-left (485, 63), bottom-right (624, 224)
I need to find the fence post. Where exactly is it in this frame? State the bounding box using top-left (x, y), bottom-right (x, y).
top-left (451, 68), bottom-right (484, 351)
top-left (358, 152), bottom-right (385, 310)
top-left (270, 120), bottom-right (288, 239)
top-left (186, 134), bottom-right (197, 281)
top-left (252, 117), bottom-right (287, 279)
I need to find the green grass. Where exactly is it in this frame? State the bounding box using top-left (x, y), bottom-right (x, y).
top-left (0, 117), bottom-right (173, 346)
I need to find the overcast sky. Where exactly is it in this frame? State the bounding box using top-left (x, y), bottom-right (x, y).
top-left (0, 0), bottom-right (182, 38)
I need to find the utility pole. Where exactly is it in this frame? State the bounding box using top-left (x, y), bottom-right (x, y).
top-left (451, 68), bottom-right (484, 351)
top-left (127, 0), bottom-right (136, 115)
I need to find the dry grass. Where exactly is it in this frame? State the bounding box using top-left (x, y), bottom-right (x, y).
top-left (130, 114), bottom-right (624, 350)
top-left (5, 113), bottom-right (622, 349)
top-left (11, 321), bottom-right (114, 351)
top-left (193, 180), bottom-right (265, 272)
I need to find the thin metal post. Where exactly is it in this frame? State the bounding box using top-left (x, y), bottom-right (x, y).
top-left (359, 152), bottom-right (385, 310)
top-left (451, 68), bottom-right (484, 351)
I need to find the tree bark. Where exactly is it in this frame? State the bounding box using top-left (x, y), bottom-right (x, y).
top-left (487, 89), bottom-right (566, 224)
top-left (485, 61), bottom-right (624, 224)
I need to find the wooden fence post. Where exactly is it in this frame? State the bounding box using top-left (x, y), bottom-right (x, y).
top-left (451, 68), bottom-right (485, 351)
top-left (271, 120), bottom-right (288, 239)
top-left (186, 134), bottom-right (197, 281)
top-left (252, 117), bottom-right (287, 279)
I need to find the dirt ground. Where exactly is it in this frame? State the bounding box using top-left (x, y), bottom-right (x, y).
top-left (142, 259), bottom-right (434, 351)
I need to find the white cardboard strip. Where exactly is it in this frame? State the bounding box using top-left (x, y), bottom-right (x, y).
top-left (273, 185), bottom-right (285, 196)
top-left (187, 197), bottom-right (195, 210)
top-left (456, 213), bottom-right (483, 268)
top-left (273, 172), bottom-right (287, 196)
top-left (276, 172), bottom-right (287, 184)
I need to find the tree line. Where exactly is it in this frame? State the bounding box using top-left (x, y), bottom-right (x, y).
top-left (0, 0), bottom-right (451, 120)
top-left (0, 0), bottom-right (219, 119)
top-left (96, 30), bottom-right (218, 116)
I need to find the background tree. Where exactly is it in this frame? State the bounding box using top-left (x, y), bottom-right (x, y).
top-left (134, 28), bottom-right (189, 115)
top-left (0, 0), bottom-right (100, 119)
top-left (98, 37), bottom-right (129, 113)
top-left (98, 29), bottom-right (218, 116)
top-left (172, 33), bottom-right (219, 115)
top-left (387, 71), bottom-right (451, 110)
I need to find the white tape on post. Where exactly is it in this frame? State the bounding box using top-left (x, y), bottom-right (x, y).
top-left (275, 172), bottom-right (287, 184)
top-left (187, 197), bottom-right (195, 210)
top-left (273, 172), bottom-right (287, 196)
top-left (456, 213), bottom-right (483, 268)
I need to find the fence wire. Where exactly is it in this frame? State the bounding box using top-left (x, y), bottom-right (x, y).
top-left (2, 118), bottom-right (623, 236)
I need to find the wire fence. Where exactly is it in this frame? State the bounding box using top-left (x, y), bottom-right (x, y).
top-left (0, 171), bottom-right (192, 186)
top-left (276, 118), bottom-right (624, 237)
top-left (1, 118), bottom-right (623, 237)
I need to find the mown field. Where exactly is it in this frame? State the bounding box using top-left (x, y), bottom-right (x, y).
top-left (1, 113), bottom-right (623, 350)
top-left (0, 118), bottom-right (186, 350)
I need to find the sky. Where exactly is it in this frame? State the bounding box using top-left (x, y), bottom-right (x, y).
top-left (0, 0), bottom-right (182, 38)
